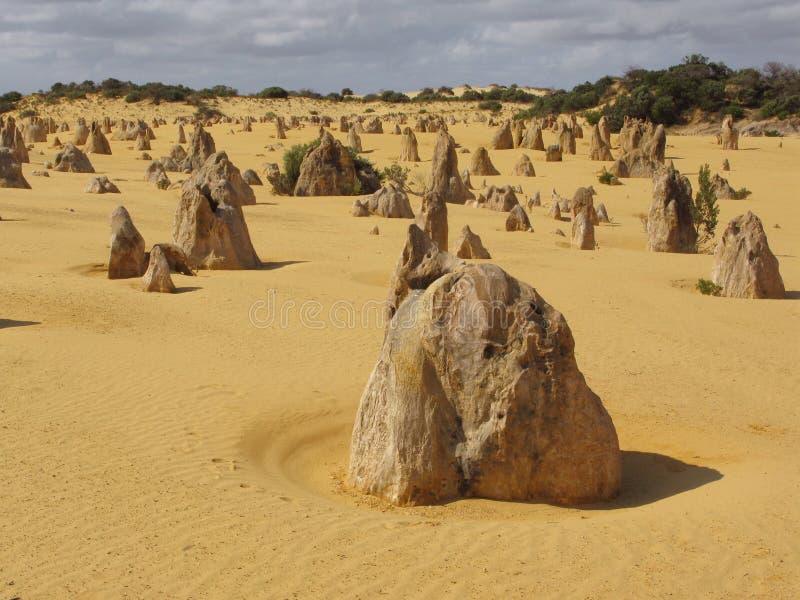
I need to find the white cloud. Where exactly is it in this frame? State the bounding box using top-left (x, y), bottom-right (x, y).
top-left (0, 0), bottom-right (797, 93)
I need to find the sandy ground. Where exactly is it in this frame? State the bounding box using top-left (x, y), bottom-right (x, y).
top-left (1, 97), bottom-right (799, 599)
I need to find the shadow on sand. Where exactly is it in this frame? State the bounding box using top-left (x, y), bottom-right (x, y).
top-left (583, 451), bottom-right (723, 510)
top-left (258, 260), bottom-right (308, 271)
top-left (0, 319), bottom-right (40, 330)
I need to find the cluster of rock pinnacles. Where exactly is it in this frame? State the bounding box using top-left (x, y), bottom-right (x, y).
top-left (2, 109), bottom-right (787, 506)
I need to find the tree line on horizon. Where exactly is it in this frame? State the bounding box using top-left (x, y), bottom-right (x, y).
top-left (1, 55), bottom-right (798, 131)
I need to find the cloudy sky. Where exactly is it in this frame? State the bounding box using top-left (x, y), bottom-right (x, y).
top-left (1, 0), bottom-right (798, 94)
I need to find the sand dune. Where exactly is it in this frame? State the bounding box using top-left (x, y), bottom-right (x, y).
top-left (1, 97), bottom-right (799, 598)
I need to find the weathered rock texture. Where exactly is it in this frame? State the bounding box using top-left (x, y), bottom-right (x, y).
top-left (85, 122), bottom-right (112, 155)
top-left (294, 131), bottom-right (358, 196)
top-left (454, 225), bottom-right (491, 259)
top-left (711, 211), bottom-right (784, 299)
top-left (415, 192), bottom-right (448, 251)
top-left (469, 147), bottom-right (499, 176)
top-left (108, 206), bottom-right (146, 279)
top-left (506, 204), bottom-right (532, 232)
top-left (364, 183), bottom-right (415, 218)
top-left (647, 165), bottom-right (697, 253)
top-left (490, 120), bottom-right (514, 150)
top-left (141, 245), bottom-right (176, 293)
top-left (426, 130), bottom-right (472, 204)
top-left (0, 147), bottom-right (31, 189)
top-left (85, 176), bottom-right (120, 194)
top-left (399, 127), bottom-right (420, 162)
top-left (512, 154), bottom-right (536, 177)
top-left (721, 115), bottom-right (739, 151)
top-left (348, 226), bottom-right (621, 506)
top-left (172, 156), bottom-right (261, 270)
top-left (53, 143), bottom-right (95, 173)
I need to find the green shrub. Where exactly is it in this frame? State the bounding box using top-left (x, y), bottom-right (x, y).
top-left (696, 279), bottom-right (722, 296)
top-left (692, 164), bottom-right (720, 251)
top-left (764, 130), bottom-right (783, 137)
top-left (722, 104), bottom-right (746, 119)
top-left (18, 108), bottom-right (37, 119)
top-left (364, 108), bottom-right (375, 113)
top-left (478, 100), bottom-right (502, 112)
top-left (309, 110), bottom-right (318, 116)
top-left (281, 139), bottom-right (321, 193)
top-left (583, 110), bottom-right (602, 125)
top-left (125, 90), bottom-right (145, 103)
top-left (257, 86), bottom-right (289, 99)
top-left (732, 187), bottom-right (752, 200)
top-left (380, 163), bottom-right (410, 188)
top-left (597, 170), bottom-right (614, 185)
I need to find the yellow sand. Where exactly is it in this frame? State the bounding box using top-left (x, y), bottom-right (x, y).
top-left (1, 97), bottom-right (799, 599)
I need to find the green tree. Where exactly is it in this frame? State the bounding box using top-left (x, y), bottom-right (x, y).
top-left (692, 164), bottom-right (720, 251)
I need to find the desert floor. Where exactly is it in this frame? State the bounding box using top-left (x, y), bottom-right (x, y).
top-left (1, 97), bottom-right (799, 599)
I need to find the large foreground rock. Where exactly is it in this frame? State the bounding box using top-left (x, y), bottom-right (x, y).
top-left (108, 206), bottom-right (146, 279)
top-left (647, 165), bottom-right (697, 253)
top-left (348, 226), bottom-right (621, 506)
top-left (711, 212), bottom-right (784, 299)
top-left (0, 147), bottom-right (31, 189)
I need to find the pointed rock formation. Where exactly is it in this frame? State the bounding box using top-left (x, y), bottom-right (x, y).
top-left (85, 122), bottom-right (112, 155)
top-left (53, 143), bottom-right (95, 173)
top-left (469, 147), bottom-right (499, 176)
top-left (490, 119), bottom-right (514, 150)
top-left (183, 125), bottom-right (216, 172)
top-left (721, 115), bottom-right (739, 151)
top-left (426, 129), bottom-right (471, 204)
top-left (454, 225), bottom-right (491, 259)
top-left (572, 212), bottom-right (595, 250)
top-left (349, 226), bottom-right (621, 506)
top-left (588, 123), bottom-right (614, 161)
top-left (364, 182), bottom-right (415, 218)
top-left (348, 127), bottom-right (362, 153)
top-left (647, 165), bottom-right (697, 253)
top-left (546, 145), bottom-right (562, 162)
top-left (512, 154), bottom-right (536, 177)
top-left (520, 122), bottom-right (545, 151)
top-left (108, 206), bottom-right (146, 279)
top-left (242, 169), bottom-right (263, 186)
top-left (141, 245), bottom-right (176, 293)
top-left (399, 127), bottom-right (420, 162)
top-left (73, 118), bottom-right (90, 145)
top-left (415, 191), bottom-right (448, 251)
top-left (173, 180), bottom-right (260, 270)
top-left (85, 176), bottom-right (120, 194)
top-left (294, 131), bottom-right (357, 196)
top-left (0, 147), bottom-right (30, 189)
top-left (481, 185), bottom-right (520, 212)
top-left (506, 204), bottom-right (532, 232)
top-left (185, 152), bottom-right (256, 207)
top-left (711, 212), bottom-right (784, 299)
